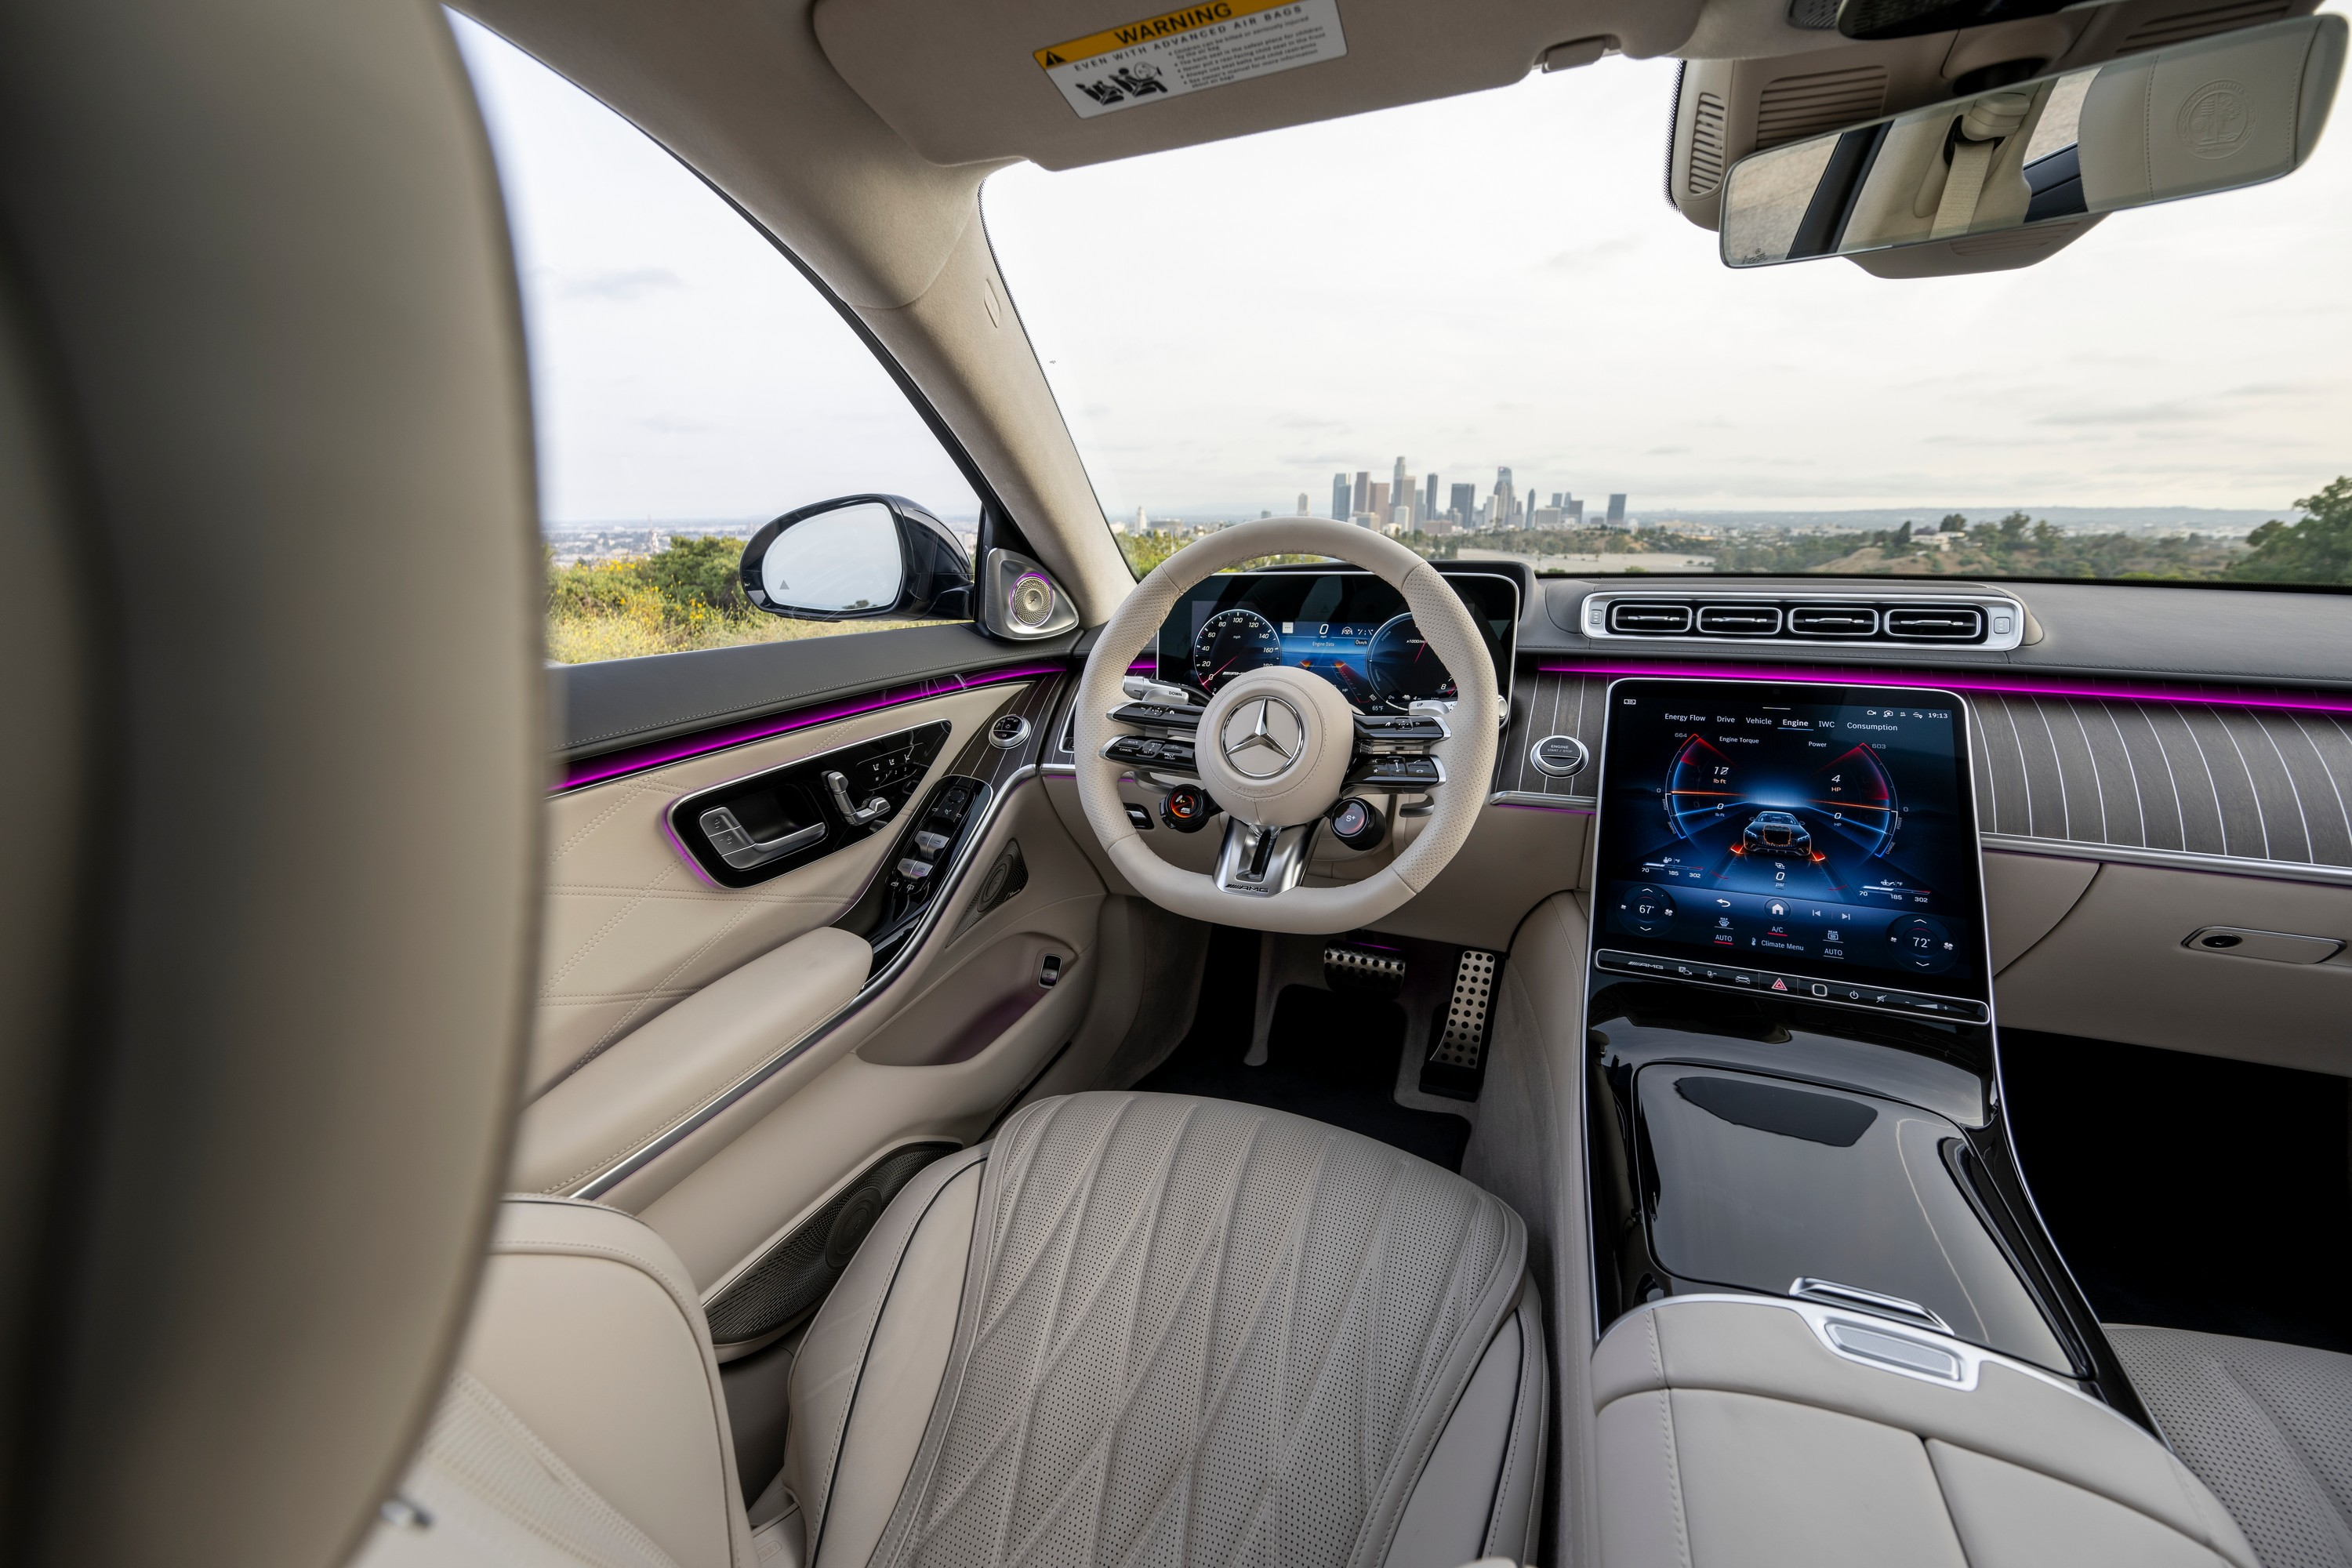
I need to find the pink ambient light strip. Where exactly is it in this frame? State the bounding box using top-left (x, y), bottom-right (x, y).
top-left (1538, 660), bottom-right (2352, 717)
top-left (556, 663), bottom-right (1066, 791)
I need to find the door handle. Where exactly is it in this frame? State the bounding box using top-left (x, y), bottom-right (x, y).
top-left (824, 770), bottom-right (892, 826)
top-left (697, 807), bottom-right (826, 870)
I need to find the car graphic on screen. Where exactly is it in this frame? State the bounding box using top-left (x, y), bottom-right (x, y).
top-left (1742, 810), bottom-right (1812, 857)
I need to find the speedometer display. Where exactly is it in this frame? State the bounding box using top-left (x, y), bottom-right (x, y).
top-left (1366, 614), bottom-right (1457, 712)
top-left (1190, 608), bottom-right (1282, 692)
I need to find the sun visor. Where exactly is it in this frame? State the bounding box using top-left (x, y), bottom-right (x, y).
top-left (812, 0), bottom-right (1704, 169)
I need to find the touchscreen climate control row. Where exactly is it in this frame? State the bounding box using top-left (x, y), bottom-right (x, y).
top-left (1593, 948), bottom-right (1988, 1023)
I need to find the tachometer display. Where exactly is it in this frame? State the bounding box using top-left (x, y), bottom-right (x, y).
top-left (1366, 614), bottom-right (1457, 712)
top-left (1190, 608), bottom-right (1282, 692)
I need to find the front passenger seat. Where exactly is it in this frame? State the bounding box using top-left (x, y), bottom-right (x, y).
top-left (358, 1091), bottom-right (1548, 1568)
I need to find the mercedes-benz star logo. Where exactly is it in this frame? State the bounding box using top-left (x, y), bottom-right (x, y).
top-left (1220, 696), bottom-right (1303, 780)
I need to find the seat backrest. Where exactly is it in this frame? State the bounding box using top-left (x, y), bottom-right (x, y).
top-left (0, 3), bottom-right (540, 1562)
top-left (1593, 1295), bottom-right (2262, 1568)
top-left (354, 1200), bottom-right (757, 1568)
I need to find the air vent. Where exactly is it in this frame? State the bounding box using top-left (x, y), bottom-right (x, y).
top-left (1787, 605), bottom-right (1878, 636)
top-left (1609, 602), bottom-right (1694, 633)
top-left (2119, 0), bottom-right (2290, 51)
top-left (1688, 93), bottom-right (1729, 196)
top-left (1882, 606), bottom-right (1984, 639)
top-left (1586, 591), bottom-right (2019, 648)
top-left (1755, 67), bottom-right (1889, 149)
top-left (1697, 604), bottom-right (1783, 635)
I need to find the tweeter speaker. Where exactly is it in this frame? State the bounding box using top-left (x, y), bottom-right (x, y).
top-left (983, 548), bottom-right (1079, 640)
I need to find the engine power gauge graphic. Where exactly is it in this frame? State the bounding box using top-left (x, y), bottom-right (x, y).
top-left (1664, 734), bottom-right (1901, 867)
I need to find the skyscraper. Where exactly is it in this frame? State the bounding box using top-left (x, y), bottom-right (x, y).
top-left (1607, 493), bottom-right (1627, 525)
top-left (1450, 483), bottom-right (1476, 528)
top-left (1367, 481), bottom-right (1390, 519)
top-left (1297, 492), bottom-right (1309, 515)
top-left (1352, 470), bottom-right (1370, 517)
top-left (1331, 473), bottom-right (1350, 521)
top-left (1494, 467), bottom-right (1515, 531)
top-left (1425, 474), bottom-right (1439, 521)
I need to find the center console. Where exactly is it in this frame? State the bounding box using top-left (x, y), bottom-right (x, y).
top-left (1581, 677), bottom-right (2140, 1412)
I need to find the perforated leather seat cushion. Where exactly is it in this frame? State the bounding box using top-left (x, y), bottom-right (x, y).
top-left (2110, 1326), bottom-right (2352, 1568)
top-left (785, 1091), bottom-right (1544, 1568)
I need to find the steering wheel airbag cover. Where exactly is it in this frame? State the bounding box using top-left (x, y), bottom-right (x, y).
top-left (1074, 517), bottom-right (1497, 935)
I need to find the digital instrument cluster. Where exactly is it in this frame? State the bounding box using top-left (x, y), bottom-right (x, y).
top-left (1155, 571), bottom-right (1517, 715)
top-left (1590, 679), bottom-right (1991, 1021)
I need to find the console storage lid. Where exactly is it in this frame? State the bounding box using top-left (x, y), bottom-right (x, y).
top-left (1593, 1296), bottom-right (2256, 1568)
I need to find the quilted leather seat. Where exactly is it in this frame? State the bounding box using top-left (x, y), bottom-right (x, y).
top-left (356, 1092), bottom-right (1547, 1568)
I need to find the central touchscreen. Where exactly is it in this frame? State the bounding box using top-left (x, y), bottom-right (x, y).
top-left (1592, 677), bottom-right (1990, 1022)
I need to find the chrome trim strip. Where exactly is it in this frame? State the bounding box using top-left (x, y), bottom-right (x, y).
top-left (1980, 833), bottom-right (2352, 887)
top-left (1490, 789), bottom-right (1595, 810)
top-left (570, 764), bottom-right (1037, 1201)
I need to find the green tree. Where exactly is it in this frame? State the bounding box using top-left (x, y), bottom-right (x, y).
top-left (633, 535), bottom-right (747, 615)
top-left (2231, 478), bottom-right (2352, 585)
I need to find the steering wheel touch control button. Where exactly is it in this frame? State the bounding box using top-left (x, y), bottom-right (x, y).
top-left (1328, 797), bottom-right (1385, 851)
top-left (1160, 786), bottom-right (1215, 831)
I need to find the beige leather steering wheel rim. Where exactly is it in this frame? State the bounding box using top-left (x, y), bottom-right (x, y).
top-left (1073, 517), bottom-right (1498, 935)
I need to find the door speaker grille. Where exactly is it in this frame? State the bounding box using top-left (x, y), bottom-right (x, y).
top-left (704, 1141), bottom-right (956, 1346)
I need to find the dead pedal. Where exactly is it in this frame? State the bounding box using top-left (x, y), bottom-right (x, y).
top-left (1323, 942), bottom-right (1406, 997)
top-left (1421, 949), bottom-right (1500, 1102)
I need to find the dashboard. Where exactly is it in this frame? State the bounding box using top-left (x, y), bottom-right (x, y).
top-left (1152, 569), bottom-right (1518, 714)
top-left (1590, 678), bottom-right (1993, 1023)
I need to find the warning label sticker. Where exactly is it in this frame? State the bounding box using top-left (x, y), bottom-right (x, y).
top-left (1034, 0), bottom-right (1347, 120)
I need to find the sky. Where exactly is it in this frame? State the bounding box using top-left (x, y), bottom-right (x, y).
top-left (456, 9), bottom-right (2350, 528)
top-left (452, 16), bottom-right (980, 528)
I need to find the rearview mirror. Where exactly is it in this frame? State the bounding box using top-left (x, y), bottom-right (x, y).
top-left (1720, 15), bottom-right (2345, 270)
top-left (739, 495), bottom-right (973, 620)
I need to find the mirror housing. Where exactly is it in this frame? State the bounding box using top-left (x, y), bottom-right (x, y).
top-left (1719, 15), bottom-right (2345, 273)
top-left (739, 494), bottom-right (973, 621)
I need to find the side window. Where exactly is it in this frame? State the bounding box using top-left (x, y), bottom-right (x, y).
top-left (452, 17), bottom-right (981, 664)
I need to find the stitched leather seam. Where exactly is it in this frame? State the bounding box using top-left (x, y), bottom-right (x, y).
top-left (551, 772), bottom-right (666, 862)
top-left (806, 1152), bottom-right (986, 1563)
top-left (1650, 1316), bottom-right (1693, 1568)
top-left (1480, 1298), bottom-right (1534, 1559)
top-left (558, 897), bottom-right (769, 1079)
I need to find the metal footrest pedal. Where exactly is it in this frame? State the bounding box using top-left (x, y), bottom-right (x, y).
top-left (1420, 949), bottom-right (1501, 1101)
top-left (1323, 942), bottom-right (1406, 998)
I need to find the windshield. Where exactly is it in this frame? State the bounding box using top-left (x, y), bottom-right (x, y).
top-left (981, 27), bottom-right (2352, 588)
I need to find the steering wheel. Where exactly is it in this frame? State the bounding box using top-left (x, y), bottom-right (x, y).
top-left (1073, 517), bottom-right (1499, 934)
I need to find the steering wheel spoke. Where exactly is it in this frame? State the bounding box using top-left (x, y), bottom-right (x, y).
top-left (1214, 817), bottom-right (1318, 898)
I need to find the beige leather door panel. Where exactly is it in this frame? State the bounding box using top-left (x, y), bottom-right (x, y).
top-left (630, 779), bottom-right (1108, 1292)
top-left (534, 684), bottom-right (1016, 1094)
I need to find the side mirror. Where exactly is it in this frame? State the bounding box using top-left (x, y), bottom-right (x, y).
top-left (1719, 15), bottom-right (2345, 271)
top-left (739, 495), bottom-right (973, 620)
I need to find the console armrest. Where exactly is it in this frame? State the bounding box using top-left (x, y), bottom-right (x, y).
top-left (1594, 1296), bottom-right (2257, 1568)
